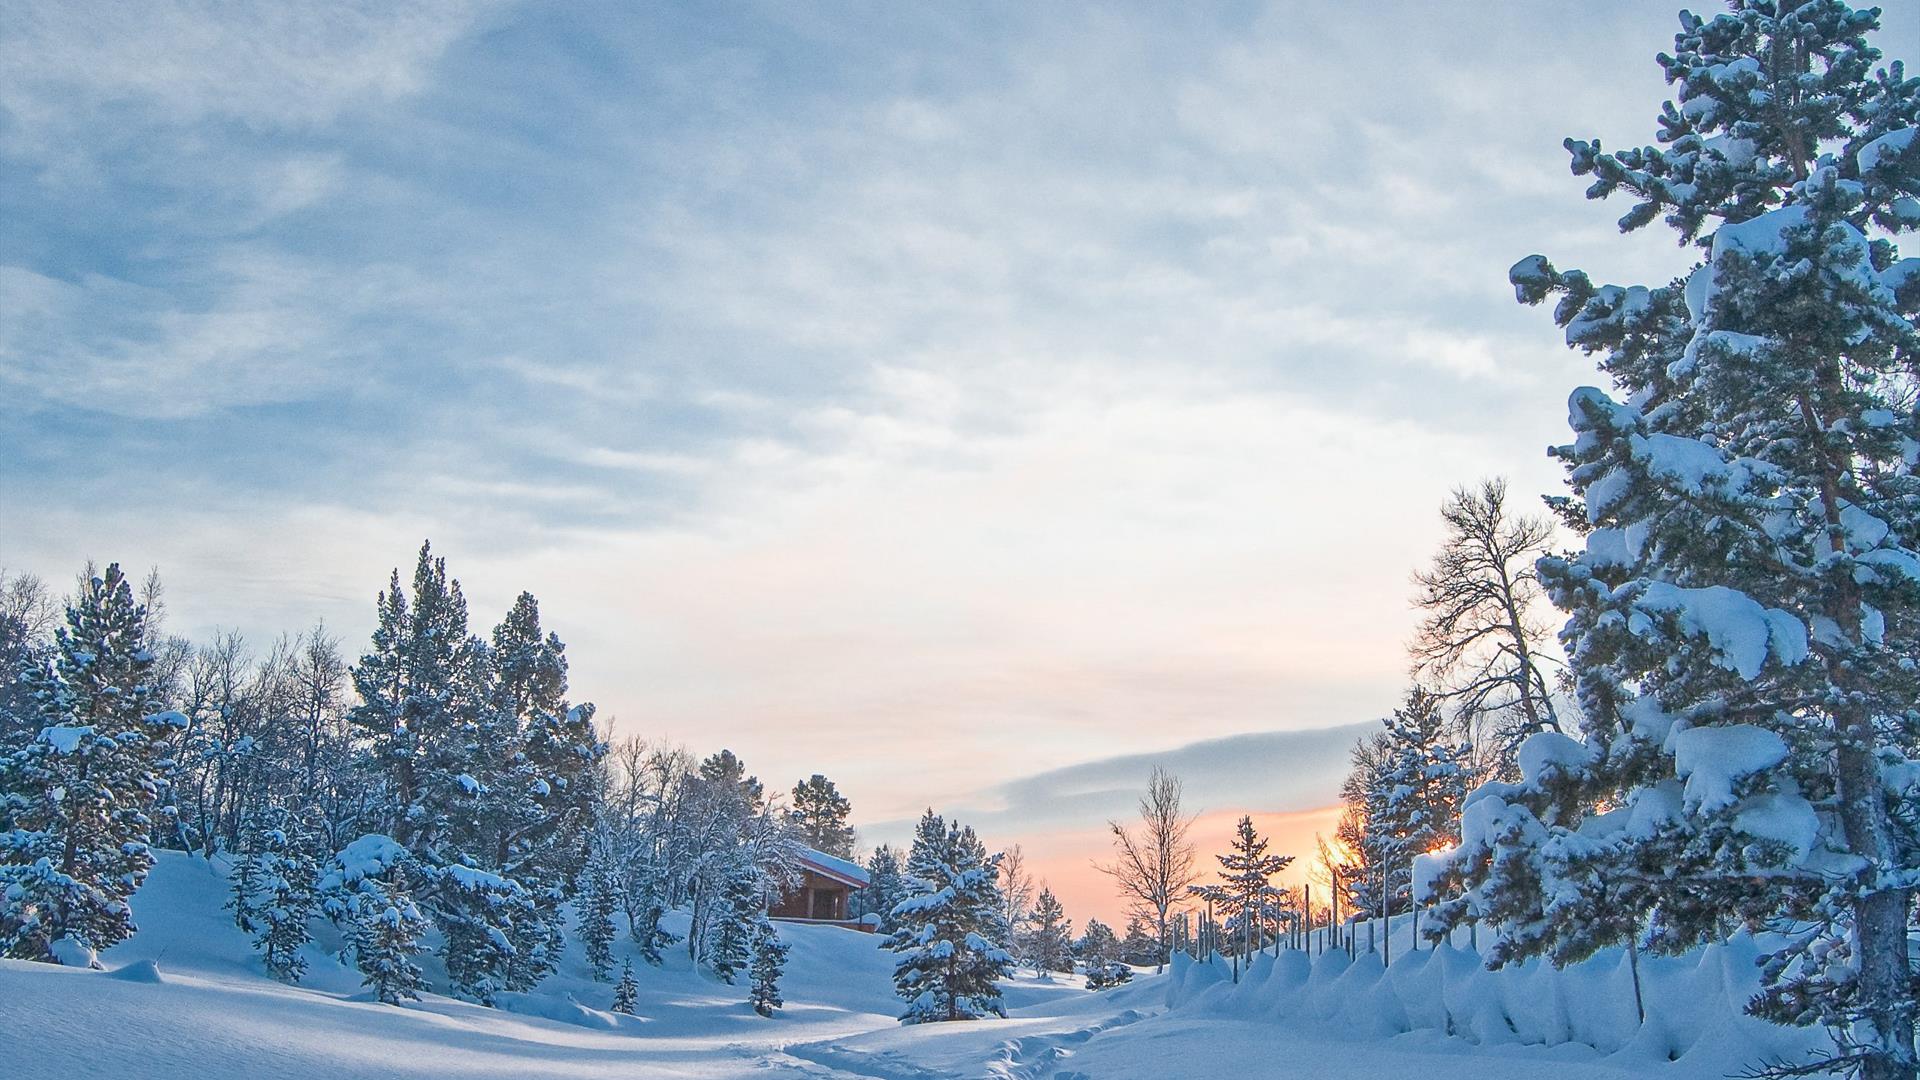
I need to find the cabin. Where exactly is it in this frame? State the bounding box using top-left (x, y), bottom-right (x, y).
top-left (769, 847), bottom-right (871, 929)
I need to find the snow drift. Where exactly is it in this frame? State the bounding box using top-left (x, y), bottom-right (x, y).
top-left (1164, 930), bottom-right (1827, 1077)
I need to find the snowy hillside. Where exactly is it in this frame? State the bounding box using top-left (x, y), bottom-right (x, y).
top-left (0, 851), bottom-right (1144, 1079)
top-left (0, 851), bottom-right (1798, 1079)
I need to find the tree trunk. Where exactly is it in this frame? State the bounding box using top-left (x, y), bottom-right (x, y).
top-left (1836, 734), bottom-right (1917, 1080)
top-left (1797, 344), bottom-right (1919, 1079)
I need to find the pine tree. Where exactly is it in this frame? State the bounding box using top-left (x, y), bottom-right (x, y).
top-left (347, 543), bottom-right (493, 854)
top-left (491, 592), bottom-right (603, 904)
top-left (0, 565), bottom-right (180, 963)
top-left (698, 750), bottom-right (763, 816)
top-left (1085, 962), bottom-right (1131, 990)
top-left (1078, 917), bottom-right (1130, 989)
top-left (343, 546), bottom-right (601, 1003)
top-left (856, 844), bottom-right (905, 930)
top-left (1430, 6), bottom-right (1920, 1078)
top-left (579, 854), bottom-right (619, 982)
top-left (353, 865), bottom-right (430, 1005)
top-left (623, 863), bottom-right (675, 967)
top-left (228, 844), bottom-right (266, 936)
top-left (436, 863), bottom-right (532, 1005)
top-left (320, 835), bottom-right (428, 1005)
top-left (254, 839), bottom-right (318, 983)
top-left (231, 810), bottom-right (319, 983)
top-left (1118, 917), bottom-right (1159, 967)
top-left (1335, 733), bottom-right (1396, 919)
top-left (788, 774), bottom-right (855, 857)
top-left (748, 917), bottom-right (788, 1017)
top-left (1377, 687), bottom-right (1469, 860)
top-left (610, 958), bottom-right (640, 1015)
top-left (0, 570), bottom-right (53, 748)
top-left (884, 810), bottom-right (1015, 1023)
top-left (1344, 688), bottom-right (1471, 921)
top-left (503, 906), bottom-right (563, 994)
top-left (703, 854), bottom-right (759, 984)
top-left (1021, 887), bottom-right (1073, 977)
top-left (1079, 917), bottom-right (1119, 968)
top-left (1189, 816), bottom-right (1291, 979)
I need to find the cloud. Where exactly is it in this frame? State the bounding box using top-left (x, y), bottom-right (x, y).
top-left (0, 1), bottom-right (489, 151)
top-left (15, 0), bottom-right (1914, 878)
top-left (931, 721), bottom-right (1374, 837)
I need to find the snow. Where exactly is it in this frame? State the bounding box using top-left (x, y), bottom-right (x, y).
top-left (1626, 781), bottom-right (1685, 837)
top-left (1151, 924), bottom-right (1822, 1079)
top-left (1621, 696), bottom-right (1677, 745)
top-left (796, 847), bottom-right (870, 887)
top-left (1733, 791), bottom-right (1820, 862)
top-left (1840, 502), bottom-right (1891, 550)
top-left (1585, 527), bottom-right (1635, 567)
top-left (0, 851), bottom-right (1829, 1079)
top-left (1882, 258), bottom-right (1920, 294)
top-left (1856, 546), bottom-right (1920, 584)
top-left (1631, 582), bottom-right (1808, 680)
top-left (48, 936), bottom-right (97, 968)
top-left (319, 834), bottom-right (409, 891)
top-left (1517, 731), bottom-right (1590, 784)
top-left (38, 725), bottom-right (92, 754)
top-left (441, 863), bottom-right (518, 893)
top-left (1713, 203), bottom-right (1809, 261)
top-left (1584, 468), bottom-right (1634, 522)
top-left (1860, 127), bottom-right (1917, 172)
top-left (1631, 432), bottom-right (1747, 494)
top-left (1669, 724), bottom-right (1788, 812)
top-left (1411, 849), bottom-right (1452, 903)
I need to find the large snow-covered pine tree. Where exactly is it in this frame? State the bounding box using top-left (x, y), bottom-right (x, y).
top-left (1430, 5), bottom-right (1920, 1078)
top-left (0, 565), bottom-right (182, 964)
top-left (884, 810), bottom-right (1014, 1023)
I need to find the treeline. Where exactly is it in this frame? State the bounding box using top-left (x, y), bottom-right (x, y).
top-left (0, 545), bottom-right (869, 1014)
top-left (0, 547), bottom-right (1144, 1023)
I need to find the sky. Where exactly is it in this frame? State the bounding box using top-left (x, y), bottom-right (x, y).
top-left (6, 1), bottom-right (1918, 924)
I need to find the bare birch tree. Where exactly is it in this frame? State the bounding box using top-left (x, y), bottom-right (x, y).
top-left (1409, 478), bottom-right (1562, 776)
top-left (997, 843), bottom-right (1034, 958)
top-left (1095, 767), bottom-right (1196, 972)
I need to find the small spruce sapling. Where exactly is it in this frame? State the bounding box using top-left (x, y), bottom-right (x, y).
top-left (749, 918), bottom-right (788, 1017)
top-left (611, 958), bottom-right (640, 1016)
top-left (579, 859), bottom-right (618, 982)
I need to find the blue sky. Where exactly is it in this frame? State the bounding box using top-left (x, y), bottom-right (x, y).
top-left (7, 1), bottom-right (1918, 917)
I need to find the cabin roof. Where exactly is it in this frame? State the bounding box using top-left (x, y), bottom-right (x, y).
top-left (797, 847), bottom-right (869, 889)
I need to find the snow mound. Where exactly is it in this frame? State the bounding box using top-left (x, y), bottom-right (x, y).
top-left (1168, 929), bottom-right (1827, 1078)
top-left (108, 958), bottom-right (165, 983)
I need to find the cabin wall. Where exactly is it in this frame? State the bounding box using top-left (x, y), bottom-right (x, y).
top-left (770, 868), bottom-right (852, 920)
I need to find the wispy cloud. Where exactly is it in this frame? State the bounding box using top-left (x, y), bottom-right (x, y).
top-left (9, 1), bottom-right (1915, 869)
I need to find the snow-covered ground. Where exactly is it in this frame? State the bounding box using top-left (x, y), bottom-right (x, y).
top-left (0, 853), bottom-right (1786, 1079)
